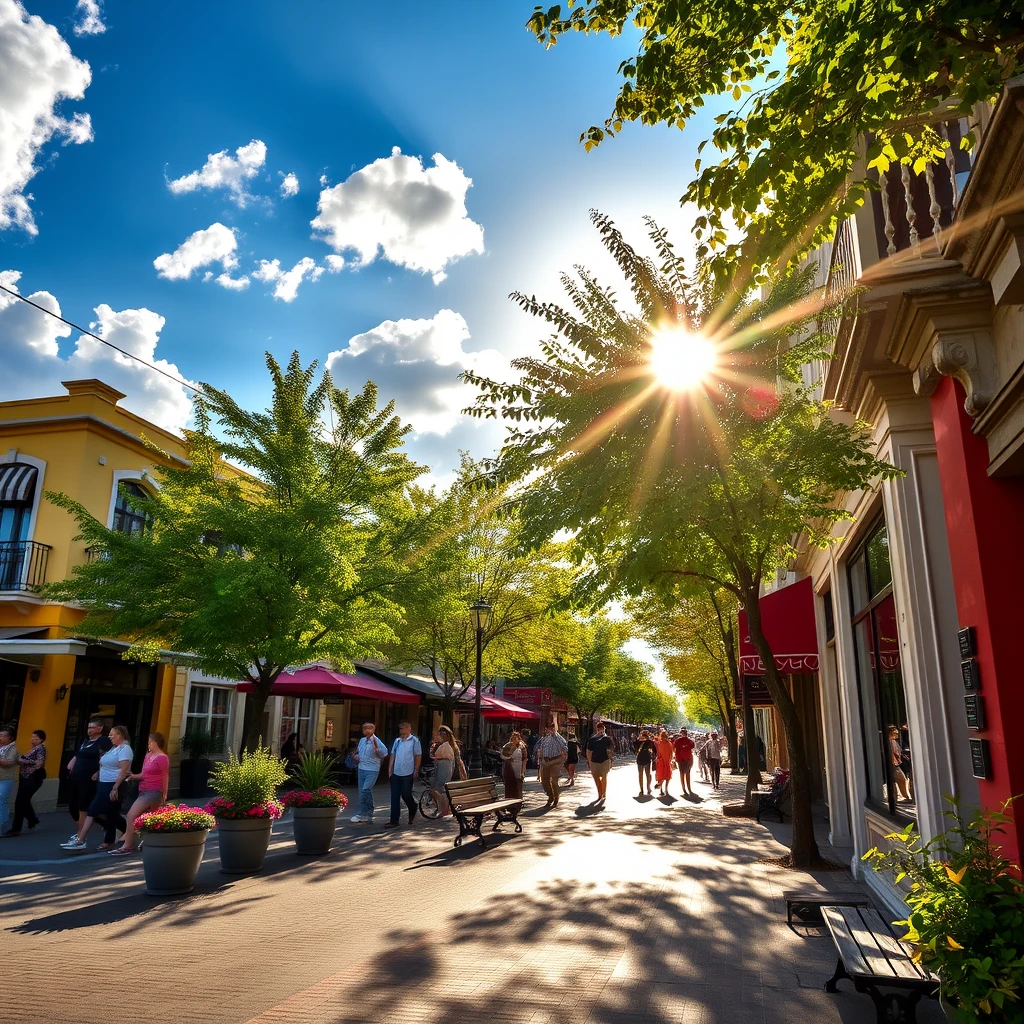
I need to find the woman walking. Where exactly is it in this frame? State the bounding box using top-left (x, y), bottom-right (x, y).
top-left (0, 728), bottom-right (19, 836)
top-left (62, 725), bottom-right (133, 851)
top-left (655, 730), bottom-right (674, 797)
top-left (110, 732), bottom-right (169, 856)
top-left (705, 731), bottom-right (723, 790)
top-left (431, 725), bottom-right (459, 815)
top-left (3, 729), bottom-right (45, 837)
top-left (501, 731), bottom-right (528, 799)
top-left (565, 734), bottom-right (579, 786)
top-left (634, 730), bottom-right (657, 796)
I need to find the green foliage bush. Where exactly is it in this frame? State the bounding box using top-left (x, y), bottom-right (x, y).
top-left (181, 726), bottom-right (215, 761)
top-left (291, 751), bottom-right (338, 792)
top-left (208, 744), bottom-right (287, 813)
top-left (864, 800), bottom-right (1024, 1021)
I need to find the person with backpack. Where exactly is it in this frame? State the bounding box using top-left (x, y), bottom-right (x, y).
top-left (384, 721), bottom-right (422, 829)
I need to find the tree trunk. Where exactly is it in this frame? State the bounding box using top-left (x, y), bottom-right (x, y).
top-left (241, 676), bottom-right (274, 754)
top-left (744, 593), bottom-right (822, 869)
top-left (718, 689), bottom-right (738, 773)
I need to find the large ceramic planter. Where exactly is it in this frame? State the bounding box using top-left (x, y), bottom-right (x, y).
top-left (291, 806), bottom-right (340, 855)
top-left (141, 829), bottom-right (209, 896)
top-left (216, 817), bottom-right (273, 874)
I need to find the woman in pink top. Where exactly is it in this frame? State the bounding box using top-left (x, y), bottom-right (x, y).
top-left (110, 732), bottom-right (169, 856)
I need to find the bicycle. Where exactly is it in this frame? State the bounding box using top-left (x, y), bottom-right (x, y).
top-left (413, 764), bottom-right (443, 819)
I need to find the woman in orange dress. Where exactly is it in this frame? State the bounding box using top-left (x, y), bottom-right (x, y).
top-left (655, 730), bottom-right (674, 797)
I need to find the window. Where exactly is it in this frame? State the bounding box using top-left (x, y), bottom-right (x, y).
top-left (279, 697), bottom-right (314, 753)
top-left (848, 520), bottom-right (915, 819)
top-left (186, 685), bottom-right (232, 754)
top-left (112, 481), bottom-right (153, 537)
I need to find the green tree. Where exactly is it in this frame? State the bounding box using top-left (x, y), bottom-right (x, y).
top-left (465, 213), bottom-right (896, 867)
top-left (528, 1), bottom-right (1024, 277)
top-left (46, 353), bottom-right (425, 752)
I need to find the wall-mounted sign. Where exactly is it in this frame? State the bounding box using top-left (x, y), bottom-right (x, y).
top-left (961, 658), bottom-right (981, 691)
top-left (322, 696), bottom-right (344, 706)
top-left (969, 738), bottom-right (991, 779)
top-left (733, 675), bottom-right (774, 707)
top-left (964, 693), bottom-right (986, 731)
top-left (957, 626), bottom-right (976, 659)
top-left (325, 718), bottom-right (334, 742)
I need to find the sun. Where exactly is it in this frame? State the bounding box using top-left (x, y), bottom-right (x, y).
top-left (648, 326), bottom-right (718, 391)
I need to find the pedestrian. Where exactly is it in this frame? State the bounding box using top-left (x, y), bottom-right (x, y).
top-left (705, 730), bottom-right (723, 790)
top-left (281, 732), bottom-right (304, 775)
top-left (3, 729), bottom-right (46, 837)
top-left (525, 729), bottom-right (539, 771)
top-left (501, 731), bottom-right (528, 798)
top-left (536, 722), bottom-right (568, 808)
top-left (62, 725), bottom-right (132, 851)
top-left (888, 725), bottom-right (911, 802)
top-left (673, 729), bottom-right (695, 796)
top-left (655, 730), bottom-right (674, 796)
top-left (737, 735), bottom-right (747, 772)
top-left (384, 721), bottom-right (422, 828)
top-left (110, 732), bottom-right (169, 856)
top-left (698, 736), bottom-right (711, 783)
top-left (0, 727), bottom-right (20, 836)
top-left (431, 725), bottom-right (459, 815)
top-left (64, 718), bottom-right (112, 841)
top-left (585, 721), bottom-right (615, 804)
top-left (634, 730), bottom-right (657, 796)
top-left (350, 721), bottom-right (388, 823)
top-left (565, 734), bottom-right (579, 786)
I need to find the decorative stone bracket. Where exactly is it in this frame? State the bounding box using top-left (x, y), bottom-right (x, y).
top-left (912, 331), bottom-right (999, 417)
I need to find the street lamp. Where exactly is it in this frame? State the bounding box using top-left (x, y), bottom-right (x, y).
top-left (469, 597), bottom-right (493, 773)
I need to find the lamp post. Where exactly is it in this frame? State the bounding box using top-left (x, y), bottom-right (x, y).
top-left (469, 597), bottom-right (493, 774)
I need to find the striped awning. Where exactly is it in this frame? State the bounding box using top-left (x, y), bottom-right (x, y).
top-left (0, 463), bottom-right (37, 503)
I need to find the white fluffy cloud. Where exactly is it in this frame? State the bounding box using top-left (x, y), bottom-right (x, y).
top-left (311, 148), bottom-right (484, 284)
top-left (326, 309), bottom-right (505, 435)
top-left (0, 0), bottom-right (93, 235)
top-left (167, 139), bottom-right (267, 207)
top-left (253, 257), bottom-right (323, 302)
top-left (279, 171), bottom-right (299, 198)
top-left (73, 0), bottom-right (105, 35)
top-left (0, 270), bottom-right (193, 432)
top-left (153, 222), bottom-right (248, 289)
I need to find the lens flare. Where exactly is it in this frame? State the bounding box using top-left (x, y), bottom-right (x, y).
top-left (648, 327), bottom-right (718, 391)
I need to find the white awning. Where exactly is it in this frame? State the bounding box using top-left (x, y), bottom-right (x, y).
top-left (0, 463), bottom-right (38, 503)
top-left (0, 638), bottom-right (89, 666)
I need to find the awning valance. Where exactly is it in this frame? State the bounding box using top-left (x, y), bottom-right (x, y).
top-left (738, 577), bottom-right (820, 675)
top-left (459, 687), bottom-right (538, 721)
top-left (0, 463), bottom-right (37, 503)
top-left (237, 666), bottom-right (420, 704)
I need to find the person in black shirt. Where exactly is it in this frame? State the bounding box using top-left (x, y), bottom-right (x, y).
top-left (586, 722), bottom-right (615, 803)
top-left (65, 719), bottom-right (112, 838)
top-left (565, 735), bottom-right (579, 786)
top-left (634, 730), bottom-right (657, 797)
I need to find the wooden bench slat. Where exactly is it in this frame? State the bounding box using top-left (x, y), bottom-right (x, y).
top-left (455, 799), bottom-right (519, 814)
top-left (823, 907), bottom-right (876, 977)
top-left (856, 909), bottom-right (933, 982)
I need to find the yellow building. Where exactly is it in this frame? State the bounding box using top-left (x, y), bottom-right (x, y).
top-left (0, 379), bottom-right (186, 811)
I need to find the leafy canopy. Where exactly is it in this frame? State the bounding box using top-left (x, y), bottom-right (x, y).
top-left (528, 1), bottom-right (1024, 276)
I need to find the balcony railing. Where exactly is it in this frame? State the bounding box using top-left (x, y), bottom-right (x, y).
top-left (0, 540), bottom-right (51, 592)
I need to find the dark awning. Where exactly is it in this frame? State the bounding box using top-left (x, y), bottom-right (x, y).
top-left (0, 463), bottom-right (38, 502)
top-left (738, 577), bottom-right (820, 674)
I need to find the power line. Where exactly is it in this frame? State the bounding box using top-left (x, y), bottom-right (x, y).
top-left (0, 282), bottom-right (202, 395)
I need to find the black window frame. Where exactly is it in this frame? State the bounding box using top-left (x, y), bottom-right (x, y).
top-left (112, 481), bottom-right (153, 537)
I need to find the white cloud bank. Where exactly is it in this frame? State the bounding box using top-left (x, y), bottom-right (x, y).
top-left (253, 257), bottom-right (323, 302)
top-left (0, 270), bottom-right (193, 432)
top-left (167, 139), bottom-right (267, 207)
top-left (72, 0), bottom-right (105, 35)
top-left (279, 171), bottom-right (299, 198)
top-left (312, 148), bottom-right (484, 284)
top-left (326, 309), bottom-right (505, 435)
top-left (153, 222), bottom-right (248, 289)
top-left (0, 0), bottom-right (93, 235)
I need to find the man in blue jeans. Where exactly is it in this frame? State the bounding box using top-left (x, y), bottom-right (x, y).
top-left (384, 721), bottom-right (422, 828)
top-left (349, 721), bottom-right (388, 823)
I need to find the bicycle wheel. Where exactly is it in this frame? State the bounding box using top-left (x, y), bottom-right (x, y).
top-left (419, 788), bottom-right (441, 819)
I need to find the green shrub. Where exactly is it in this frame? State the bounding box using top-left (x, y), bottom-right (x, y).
top-left (208, 743), bottom-right (287, 813)
top-left (292, 751), bottom-right (338, 792)
top-left (181, 726), bottom-right (215, 761)
top-left (864, 799), bottom-right (1024, 1021)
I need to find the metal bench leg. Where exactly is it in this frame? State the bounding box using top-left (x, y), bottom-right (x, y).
top-left (824, 957), bottom-right (850, 993)
top-left (862, 985), bottom-right (922, 1024)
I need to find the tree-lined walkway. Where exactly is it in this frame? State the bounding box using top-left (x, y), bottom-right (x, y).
top-left (0, 768), bottom-right (940, 1024)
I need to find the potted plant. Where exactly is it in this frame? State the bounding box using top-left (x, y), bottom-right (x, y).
top-left (206, 746), bottom-right (286, 874)
top-left (179, 727), bottom-right (215, 797)
top-left (281, 752), bottom-right (348, 855)
top-left (864, 799), bottom-right (1024, 1022)
top-left (135, 804), bottom-right (216, 896)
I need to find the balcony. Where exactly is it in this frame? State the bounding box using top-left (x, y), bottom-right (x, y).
top-left (0, 540), bottom-right (51, 592)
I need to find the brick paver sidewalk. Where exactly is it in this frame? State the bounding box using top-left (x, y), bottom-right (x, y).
top-left (0, 768), bottom-right (943, 1024)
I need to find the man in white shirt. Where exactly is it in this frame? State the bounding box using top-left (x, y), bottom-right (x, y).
top-left (384, 721), bottom-right (422, 829)
top-left (350, 721), bottom-right (388, 823)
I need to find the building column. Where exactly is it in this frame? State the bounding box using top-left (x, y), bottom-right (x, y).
top-left (930, 375), bottom-right (1024, 860)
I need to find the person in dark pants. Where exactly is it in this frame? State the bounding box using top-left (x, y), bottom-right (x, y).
top-left (3, 729), bottom-right (46, 837)
top-left (705, 731), bottom-right (723, 790)
top-left (65, 719), bottom-right (112, 840)
top-left (384, 721), bottom-right (422, 828)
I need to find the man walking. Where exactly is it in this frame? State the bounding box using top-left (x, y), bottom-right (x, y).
top-left (705, 730), bottom-right (723, 790)
top-left (350, 721), bottom-right (388, 823)
top-left (673, 728), bottom-right (696, 796)
top-left (585, 721), bottom-right (615, 804)
top-left (536, 722), bottom-right (568, 808)
top-left (385, 721), bottom-right (422, 828)
top-left (64, 719), bottom-right (112, 841)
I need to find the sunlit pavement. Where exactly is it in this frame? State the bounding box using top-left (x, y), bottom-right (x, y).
top-left (0, 768), bottom-right (943, 1024)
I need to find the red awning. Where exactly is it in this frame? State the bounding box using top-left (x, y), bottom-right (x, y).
top-left (237, 666), bottom-right (420, 704)
top-left (738, 577), bottom-right (820, 674)
top-left (460, 688), bottom-right (538, 721)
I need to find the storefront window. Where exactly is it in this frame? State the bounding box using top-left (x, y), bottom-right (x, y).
top-left (187, 684), bottom-right (232, 753)
top-left (848, 520), bottom-right (915, 818)
top-left (280, 696), bottom-right (314, 753)
top-left (112, 481), bottom-right (153, 537)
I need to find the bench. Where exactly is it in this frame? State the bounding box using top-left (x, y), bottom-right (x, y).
top-left (444, 777), bottom-right (523, 848)
top-left (784, 888), bottom-right (870, 926)
top-left (822, 905), bottom-right (939, 1023)
top-left (752, 779), bottom-right (790, 822)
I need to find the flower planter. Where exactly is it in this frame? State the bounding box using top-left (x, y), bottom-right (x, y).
top-left (141, 829), bottom-right (209, 896)
top-left (291, 805), bottom-right (340, 855)
top-left (216, 817), bottom-right (274, 874)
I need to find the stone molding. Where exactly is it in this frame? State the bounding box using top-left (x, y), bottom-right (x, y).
top-left (913, 330), bottom-right (1000, 416)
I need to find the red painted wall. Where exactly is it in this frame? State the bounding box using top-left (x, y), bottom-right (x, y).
top-left (931, 377), bottom-right (1024, 862)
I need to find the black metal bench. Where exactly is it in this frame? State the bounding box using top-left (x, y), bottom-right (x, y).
top-left (822, 905), bottom-right (939, 1023)
top-left (444, 777), bottom-right (523, 849)
top-left (784, 888), bottom-right (870, 926)
top-left (752, 779), bottom-right (790, 822)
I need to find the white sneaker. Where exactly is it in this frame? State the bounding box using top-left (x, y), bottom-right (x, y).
top-left (61, 838), bottom-right (87, 850)
top-left (349, 815), bottom-right (366, 823)
top-left (68, 832), bottom-right (79, 842)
